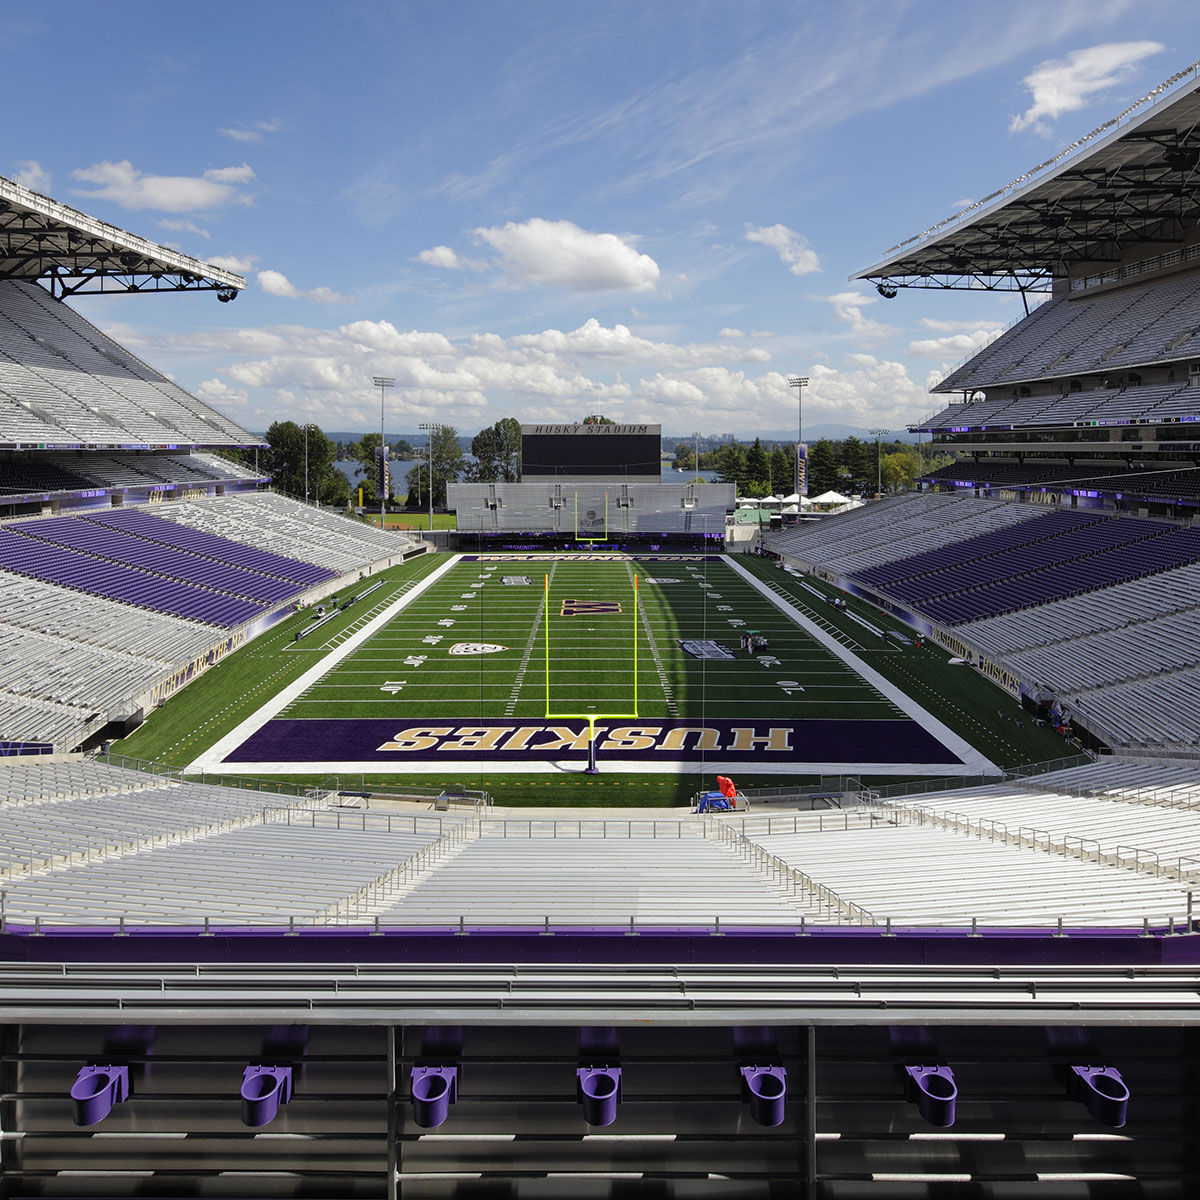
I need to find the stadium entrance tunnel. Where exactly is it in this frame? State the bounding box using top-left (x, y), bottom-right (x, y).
top-left (0, 1018), bottom-right (1190, 1196)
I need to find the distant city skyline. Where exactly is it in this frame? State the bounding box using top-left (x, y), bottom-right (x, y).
top-left (6, 1), bottom-right (1195, 437)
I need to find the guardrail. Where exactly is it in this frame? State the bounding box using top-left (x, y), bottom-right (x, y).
top-left (704, 816), bottom-right (876, 925)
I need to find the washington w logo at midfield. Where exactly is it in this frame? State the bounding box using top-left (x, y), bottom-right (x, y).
top-left (560, 599), bottom-right (623, 617)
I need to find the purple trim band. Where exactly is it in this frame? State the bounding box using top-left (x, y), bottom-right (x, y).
top-left (2, 924), bottom-right (1196, 967)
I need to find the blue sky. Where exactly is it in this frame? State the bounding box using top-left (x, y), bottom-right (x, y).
top-left (5, 1), bottom-right (1199, 439)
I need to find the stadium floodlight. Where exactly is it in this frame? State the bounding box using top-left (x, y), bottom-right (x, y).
top-left (876, 281), bottom-right (899, 299)
top-left (788, 377), bottom-right (808, 497)
top-left (869, 428), bottom-right (891, 497)
top-left (373, 377), bottom-right (394, 527)
top-left (418, 421), bottom-right (436, 532)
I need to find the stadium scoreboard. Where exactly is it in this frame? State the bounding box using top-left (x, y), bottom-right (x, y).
top-left (521, 423), bottom-right (661, 478)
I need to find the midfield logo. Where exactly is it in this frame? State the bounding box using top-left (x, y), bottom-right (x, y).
top-left (560, 599), bottom-right (623, 617)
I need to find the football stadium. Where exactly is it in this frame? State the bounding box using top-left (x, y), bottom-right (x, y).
top-left (2, 63), bottom-right (1200, 1200)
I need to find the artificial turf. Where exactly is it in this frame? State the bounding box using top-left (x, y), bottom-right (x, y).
top-left (113, 550), bottom-right (1075, 805)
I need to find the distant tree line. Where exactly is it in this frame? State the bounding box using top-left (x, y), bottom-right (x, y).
top-left (233, 419), bottom-right (951, 509)
top-left (673, 435), bottom-right (955, 497)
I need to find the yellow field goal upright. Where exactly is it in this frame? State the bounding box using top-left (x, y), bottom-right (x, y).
top-left (543, 571), bottom-right (638, 773)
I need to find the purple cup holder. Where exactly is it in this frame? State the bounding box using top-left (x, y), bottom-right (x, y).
top-left (905, 1065), bottom-right (958, 1127)
top-left (70, 1065), bottom-right (130, 1127)
top-left (740, 1065), bottom-right (787, 1127)
top-left (1070, 1065), bottom-right (1129, 1128)
top-left (577, 1066), bottom-right (622, 1126)
top-left (410, 1066), bottom-right (458, 1128)
top-left (240, 1065), bottom-right (293, 1127)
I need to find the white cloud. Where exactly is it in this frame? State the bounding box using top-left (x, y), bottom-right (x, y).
top-left (207, 253), bottom-right (258, 274)
top-left (907, 327), bottom-right (1003, 357)
top-left (472, 218), bottom-right (660, 292)
top-left (157, 218), bottom-right (210, 239)
top-left (70, 160), bottom-right (255, 212)
top-left (195, 377), bottom-right (249, 407)
top-left (12, 160), bottom-right (50, 192)
top-left (750, 329), bottom-right (773, 338)
top-left (745, 224), bottom-right (820, 276)
top-left (257, 269), bottom-right (348, 303)
top-left (823, 291), bottom-right (894, 341)
top-left (417, 245), bottom-right (464, 269)
top-left (217, 119), bottom-right (281, 144)
top-left (1010, 41), bottom-right (1163, 134)
top-left (719, 327), bottom-right (745, 339)
top-left (415, 244), bottom-right (489, 271)
top-left (204, 163), bottom-right (255, 184)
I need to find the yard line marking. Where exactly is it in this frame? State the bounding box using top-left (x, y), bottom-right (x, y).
top-left (189, 554), bottom-right (463, 771)
top-left (626, 560), bottom-right (679, 718)
top-left (722, 554), bottom-right (996, 774)
top-left (505, 562), bottom-right (554, 716)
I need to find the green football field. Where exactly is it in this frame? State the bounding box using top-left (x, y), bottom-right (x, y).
top-left (116, 549), bottom-right (1074, 803)
top-left (280, 555), bottom-right (900, 725)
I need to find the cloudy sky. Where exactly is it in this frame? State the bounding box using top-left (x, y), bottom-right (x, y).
top-left (5, 1), bottom-right (1198, 438)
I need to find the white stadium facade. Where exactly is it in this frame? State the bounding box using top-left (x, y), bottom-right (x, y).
top-left (1, 66), bottom-right (1200, 1200)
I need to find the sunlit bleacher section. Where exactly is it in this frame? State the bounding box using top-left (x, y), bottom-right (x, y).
top-left (35, 450), bottom-right (267, 491)
top-left (153, 491), bottom-right (421, 570)
top-left (0, 512), bottom-right (325, 626)
top-left (766, 491), bottom-right (1052, 575)
top-left (935, 268), bottom-right (1200, 401)
top-left (3, 757), bottom-right (1200, 935)
top-left (373, 820), bottom-right (823, 926)
top-left (0, 280), bottom-right (251, 447)
top-left (0, 493), bottom-right (421, 751)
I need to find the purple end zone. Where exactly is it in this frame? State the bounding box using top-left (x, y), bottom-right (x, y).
top-left (223, 717), bottom-right (965, 765)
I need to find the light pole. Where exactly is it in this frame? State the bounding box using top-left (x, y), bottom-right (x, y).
top-left (788, 376), bottom-right (808, 497)
top-left (373, 376), bottom-right (394, 528)
top-left (693, 430), bottom-right (701, 481)
top-left (870, 428), bottom-right (890, 497)
top-left (418, 421), bottom-right (436, 532)
top-left (303, 423), bottom-right (309, 505)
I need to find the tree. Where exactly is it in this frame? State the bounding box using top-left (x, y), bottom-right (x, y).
top-left (672, 443), bottom-right (696, 471)
top-left (348, 432), bottom-right (387, 506)
top-left (404, 424), bottom-right (464, 507)
top-left (769, 446), bottom-right (792, 493)
top-left (745, 438), bottom-right (770, 490)
top-left (467, 417), bottom-right (522, 482)
top-left (882, 448), bottom-right (920, 494)
top-left (714, 442), bottom-right (747, 492)
top-left (264, 421), bottom-right (336, 504)
top-left (805, 439), bottom-right (838, 495)
top-left (839, 436), bottom-right (873, 495)
top-left (320, 465), bottom-right (350, 507)
top-left (580, 414), bottom-right (615, 425)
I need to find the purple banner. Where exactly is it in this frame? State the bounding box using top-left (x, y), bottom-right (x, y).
top-left (225, 717), bottom-right (964, 765)
top-left (0, 741), bottom-right (52, 757)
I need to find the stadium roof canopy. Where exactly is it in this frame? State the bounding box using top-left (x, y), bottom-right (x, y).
top-left (0, 174), bottom-right (245, 300)
top-left (853, 61), bottom-right (1200, 294)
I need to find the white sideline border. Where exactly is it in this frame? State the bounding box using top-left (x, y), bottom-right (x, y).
top-left (191, 553), bottom-right (997, 778)
top-left (722, 555), bottom-right (997, 776)
top-left (189, 554), bottom-right (463, 773)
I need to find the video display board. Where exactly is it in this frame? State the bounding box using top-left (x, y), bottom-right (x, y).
top-left (521, 423), bottom-right (661, 478)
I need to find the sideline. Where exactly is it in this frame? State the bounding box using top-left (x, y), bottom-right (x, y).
top-left (722, 555), bottom-right (999, 776)
top-left (188, 555), bottom-right (462, 772)
top-left (195, 555), bottom-right (997, 778)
